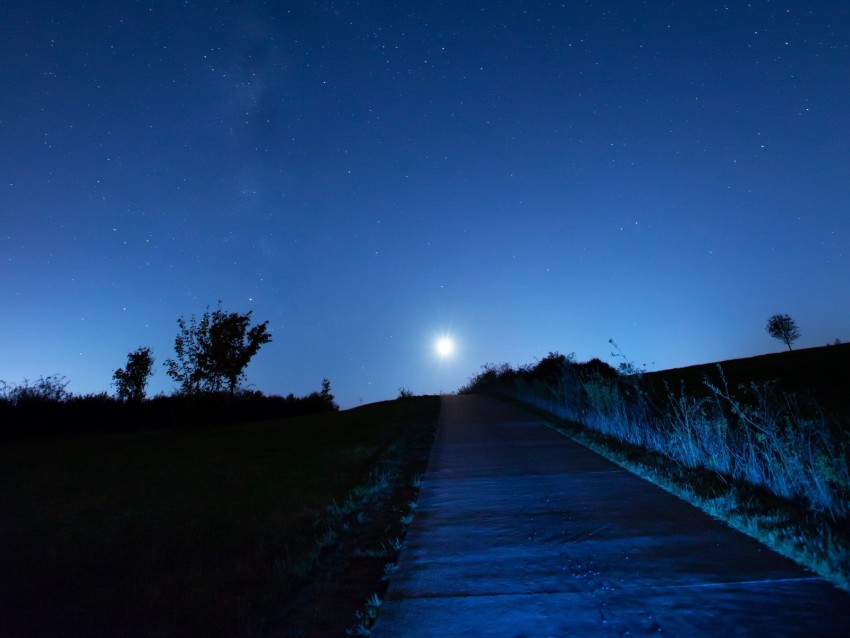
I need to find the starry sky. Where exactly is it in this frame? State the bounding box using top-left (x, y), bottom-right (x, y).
top-left (2, 1), bottom-right (848, 408)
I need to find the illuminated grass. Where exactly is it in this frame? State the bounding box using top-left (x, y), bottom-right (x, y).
top-left (462, 348), bottom-right (850, 590)
top-left (521, 400), bottom-right (850, 592)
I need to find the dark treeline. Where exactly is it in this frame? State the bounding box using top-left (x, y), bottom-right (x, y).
top-left (0, 379), bottom-right (338, 438)
top-left (0, 305), bottom-right (342, 437)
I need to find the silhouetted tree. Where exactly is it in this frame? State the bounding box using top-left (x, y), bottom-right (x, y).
top-left (164, 305), bottom-right (272, 394)
top-left (318, 378), bottom-right (338, 410)
top-left (766, 313), bottom-right (800, 351)
top-left (113, 347), bottom-right (155, 402)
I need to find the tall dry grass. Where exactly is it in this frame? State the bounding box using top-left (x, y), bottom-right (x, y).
top-left (464, 356), bottom-right (850, 519)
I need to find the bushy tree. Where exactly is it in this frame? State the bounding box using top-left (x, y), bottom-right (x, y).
top-left (164, 305), bottom-right (272, 394)
top-left (766, 313), bottom-right (800, 351)
top-left (113, 347), bottom-right (155, 402)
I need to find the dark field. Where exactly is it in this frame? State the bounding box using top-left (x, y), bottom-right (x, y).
top-left (0, 396), bottom-right (439, 637)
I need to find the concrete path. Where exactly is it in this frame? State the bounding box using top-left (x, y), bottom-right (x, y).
top-left (371, 395), bottom-right (850, 637)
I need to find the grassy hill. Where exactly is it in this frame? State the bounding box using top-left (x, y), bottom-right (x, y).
top-left (642, 343), bottom-right (850, 421)
top-left (0, 396), bottom-right (439, 637)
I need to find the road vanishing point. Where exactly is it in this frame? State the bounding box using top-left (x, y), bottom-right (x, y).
top-left (371, 395), bottom-right (850, 637)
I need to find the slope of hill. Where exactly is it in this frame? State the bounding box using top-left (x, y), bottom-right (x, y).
top-left (643, 343), bottom-right (850, 420)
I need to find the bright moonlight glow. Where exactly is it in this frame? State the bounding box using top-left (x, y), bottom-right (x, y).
top-left (436, 337), bottom-right (455, 357)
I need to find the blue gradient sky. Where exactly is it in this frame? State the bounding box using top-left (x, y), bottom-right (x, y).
top-left (2, 1), bottom-right (848, 408)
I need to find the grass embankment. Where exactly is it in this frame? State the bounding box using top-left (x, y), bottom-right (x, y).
top-left (0, 396), bottom-right (440, 637)
top-left (464, 345), bottom-right (850, 590)
top-left (532, 405), bottom-right (850, 591)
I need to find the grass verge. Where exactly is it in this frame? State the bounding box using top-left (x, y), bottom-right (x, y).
top-left (266, 397), bottom-right (438, 637)
top-left (0, 396), bottom-right (439, 637)
top-left (493, 395), bottom-right (850, 592)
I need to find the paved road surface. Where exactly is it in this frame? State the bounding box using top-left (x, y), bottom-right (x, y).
top-left (371, 395), bottom-right (850, 637)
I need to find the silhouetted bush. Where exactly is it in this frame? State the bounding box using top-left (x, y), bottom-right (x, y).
top-left (574, 357), bottom-right (620, 381)
top-left (523, 352), bottom-right (573, 385)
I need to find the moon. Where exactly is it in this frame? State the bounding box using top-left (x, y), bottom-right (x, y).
top-left (436, 336), bottom-right (455, 358)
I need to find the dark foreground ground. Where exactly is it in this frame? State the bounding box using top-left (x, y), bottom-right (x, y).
top-left (0, 397), bottom-right (439, 637)
top-left (372, 395), bottom-right (850, 637)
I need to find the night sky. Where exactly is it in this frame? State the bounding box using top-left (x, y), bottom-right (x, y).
top-left (2, 1), bottom-right (848, 408)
